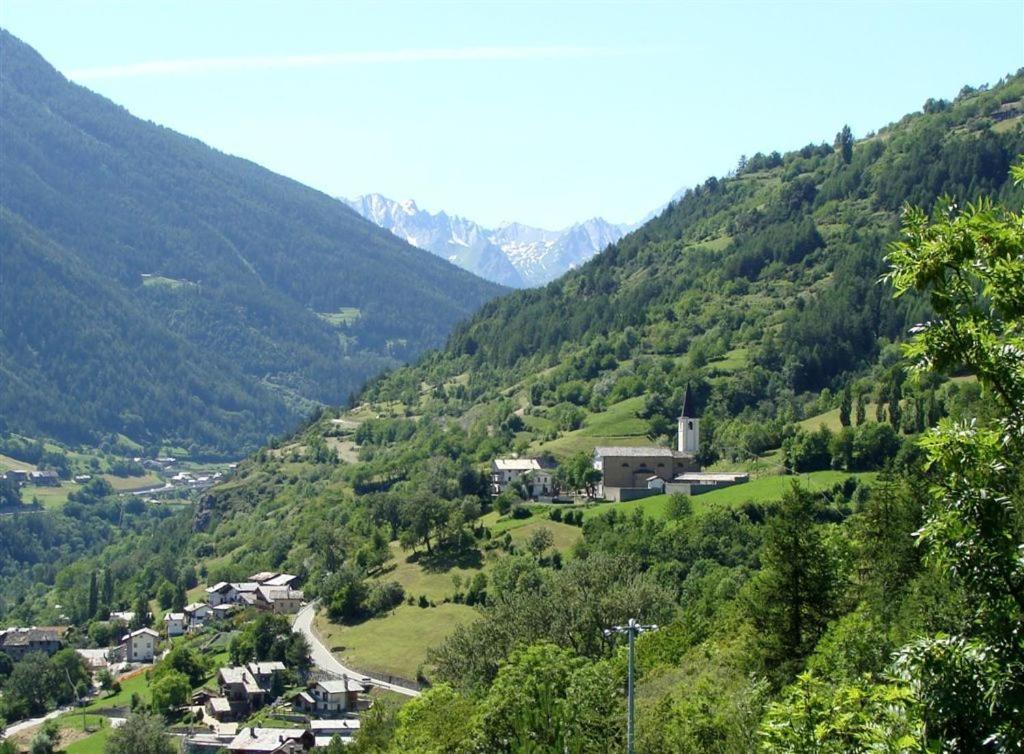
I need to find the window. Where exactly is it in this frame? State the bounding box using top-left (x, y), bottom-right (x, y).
top-left (688, 421), bottom-right (694, 430)
top-left (621, 462), bottom-right (630, 467)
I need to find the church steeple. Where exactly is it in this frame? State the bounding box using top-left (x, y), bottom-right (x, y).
top-left (677, 384), bottom-right (699, 455)
top-left (679, 385), bottom-right (695, 420)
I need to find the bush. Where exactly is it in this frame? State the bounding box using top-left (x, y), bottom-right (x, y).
top-left (365, 581), bottom-right (405, 615)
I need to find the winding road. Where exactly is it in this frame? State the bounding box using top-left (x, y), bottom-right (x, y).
top-left (1, 708), bottom-right (68, 740)
top-left (291, 603), bottom-right (420, 697)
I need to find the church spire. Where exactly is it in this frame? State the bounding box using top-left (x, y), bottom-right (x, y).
top-left (679, 384), bottom-right (695, 418)
top-left (678, 385), bottom-right (699, 455)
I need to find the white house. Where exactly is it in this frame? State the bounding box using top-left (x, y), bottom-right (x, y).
top-left (293, 677), bottom-right (367, 717)
top-left (184, 602), bottom-right (212, 630)
top-left (121, 627), bottom-right (159, 663)
top-left (490, 458), bottom-right (554, 498)
top-left (206, 582), bottom-right (237, 606)
top-left (164, 612), bottom-right (185, 637)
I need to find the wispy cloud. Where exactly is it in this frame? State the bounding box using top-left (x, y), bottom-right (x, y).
top-left (69, 45), bottom-right (627, 81)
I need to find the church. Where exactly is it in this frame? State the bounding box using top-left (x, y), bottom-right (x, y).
top-left (593, 388), bottom-right (748, 501)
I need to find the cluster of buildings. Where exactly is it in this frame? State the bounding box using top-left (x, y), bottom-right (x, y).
top-left (492, 390), bottom-right (749, 502)
top-left (1, 468), bottom-right (61, 488)
top-left (186, 669), bottom-right (369, 752)
top-left (164, 572), bottom-right (305, 639)
top-left (188, 720), bottom-right (361, 753)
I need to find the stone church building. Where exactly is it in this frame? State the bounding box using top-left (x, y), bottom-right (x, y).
top-left (593, 388), bottom-right (747, 501)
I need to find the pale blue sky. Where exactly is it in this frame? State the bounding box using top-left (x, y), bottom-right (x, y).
top-left (3, 1), bottom-right (1022, 228)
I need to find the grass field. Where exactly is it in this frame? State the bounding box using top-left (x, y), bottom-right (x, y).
top-left (315, 602), bottom-right (478, 680)
top-left (378, 543), bottom-right (488, 603)
top-left (0, 452), bottom-right (37, 472)
top-left (58, 715), bottom-right (115, 754)
top-left (580, 470), bottom-right (877, 521)
top-left (103, 472), bottom-right (164, 491)
top-left (63, 724), bottom-right (114, 754)
top-left (81, 668), bottom-right (152, 712)
top-left (318, 307), bottom-right (362, 326)
top-left (20, 483), bottom-right (77, 509)
top-left (577, 396), bottom-right (648, 437)
top-left (798, 408), bottom-right (883, 433)
top-left (707, 346), bottom-right (749, 373)
top-left (507, 519), bottom-right (583, 553)
top-left (529, 396), bottom-right (655, 459)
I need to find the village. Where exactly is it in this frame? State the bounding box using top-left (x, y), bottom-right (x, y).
top-left (490, 390), bottom-right (749, 502)
top-left (0, 571), bottom-right (378, 753)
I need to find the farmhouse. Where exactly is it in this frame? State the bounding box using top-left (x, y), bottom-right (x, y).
top-left (255, 585), bottom-right (304, 615)
top-left (30, 470), bottom-right (61, 487)
top-left (0, 627), bottom-right (64, 660)
top-left (490, 458), bottom-right (554, 498)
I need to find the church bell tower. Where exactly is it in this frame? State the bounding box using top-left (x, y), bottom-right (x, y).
top-left (677, 386), bottom-right (699, 455)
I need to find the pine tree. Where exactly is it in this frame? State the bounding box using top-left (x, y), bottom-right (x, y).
top-left (855, 393), bottom-right (867, 426)
top-left (751, 483), bottom-right (836, 674)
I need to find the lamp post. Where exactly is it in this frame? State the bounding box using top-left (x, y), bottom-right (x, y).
top-left (605, 618), bottom-right (658, 754)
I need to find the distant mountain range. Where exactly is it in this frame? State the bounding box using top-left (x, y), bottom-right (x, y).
top-left (343, 194), bottom-right (636, 287)
top-left (0, 30), bottom-right (503, 457)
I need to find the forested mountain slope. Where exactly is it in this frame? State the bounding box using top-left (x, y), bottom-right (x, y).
top-left (0, 30), bottom-right (504, 457)
top-left (360, 73), bottom-right (1024, 461)
top-left (5, 71), bottom-right (1024, 752)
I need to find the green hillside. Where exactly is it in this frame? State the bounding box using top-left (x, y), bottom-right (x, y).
top-left (0, 30), bottom-right (504, 458)
top-left (3, 71), bottom-right (1023, 751)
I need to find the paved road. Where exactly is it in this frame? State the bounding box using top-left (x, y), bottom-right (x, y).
top-left (292, 603), bottom-right (420, 697)
top-left (1, 707), bottom-right (68, 739)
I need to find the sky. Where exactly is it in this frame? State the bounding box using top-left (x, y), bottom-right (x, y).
top-left (2, 1), bottom-right (1022, 229)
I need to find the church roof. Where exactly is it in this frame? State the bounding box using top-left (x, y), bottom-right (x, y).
top-left (679, 385), bottom-right (696, 418)
top-left (594, 446), bottom-right (678, 458)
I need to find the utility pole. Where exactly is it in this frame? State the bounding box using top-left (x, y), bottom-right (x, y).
top-left (605, 618), bottom-right (658, 754)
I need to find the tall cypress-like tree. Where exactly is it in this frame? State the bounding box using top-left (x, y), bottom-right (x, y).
top-left (839, 385), bottom-right (852, 427)
top-left (855, 392), bottom-right (867, 426)
top-left (87, 571), bottom-right (98, 621)
top-left (888, 382), bottom-right (903, 431)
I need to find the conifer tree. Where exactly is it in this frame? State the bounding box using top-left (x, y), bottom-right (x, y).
top-left (839, 385), bottom-right (852, 427)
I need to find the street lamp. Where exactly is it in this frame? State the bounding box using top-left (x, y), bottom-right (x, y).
top-left (605, 618), bottom-right (658, 754)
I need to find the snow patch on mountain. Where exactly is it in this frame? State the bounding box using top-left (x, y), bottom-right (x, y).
top-left (342, 194), bottom-right (634, 287)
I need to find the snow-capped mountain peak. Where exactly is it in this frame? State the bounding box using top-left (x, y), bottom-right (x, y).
top-left (343, 194), bottom-right (633, 287)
